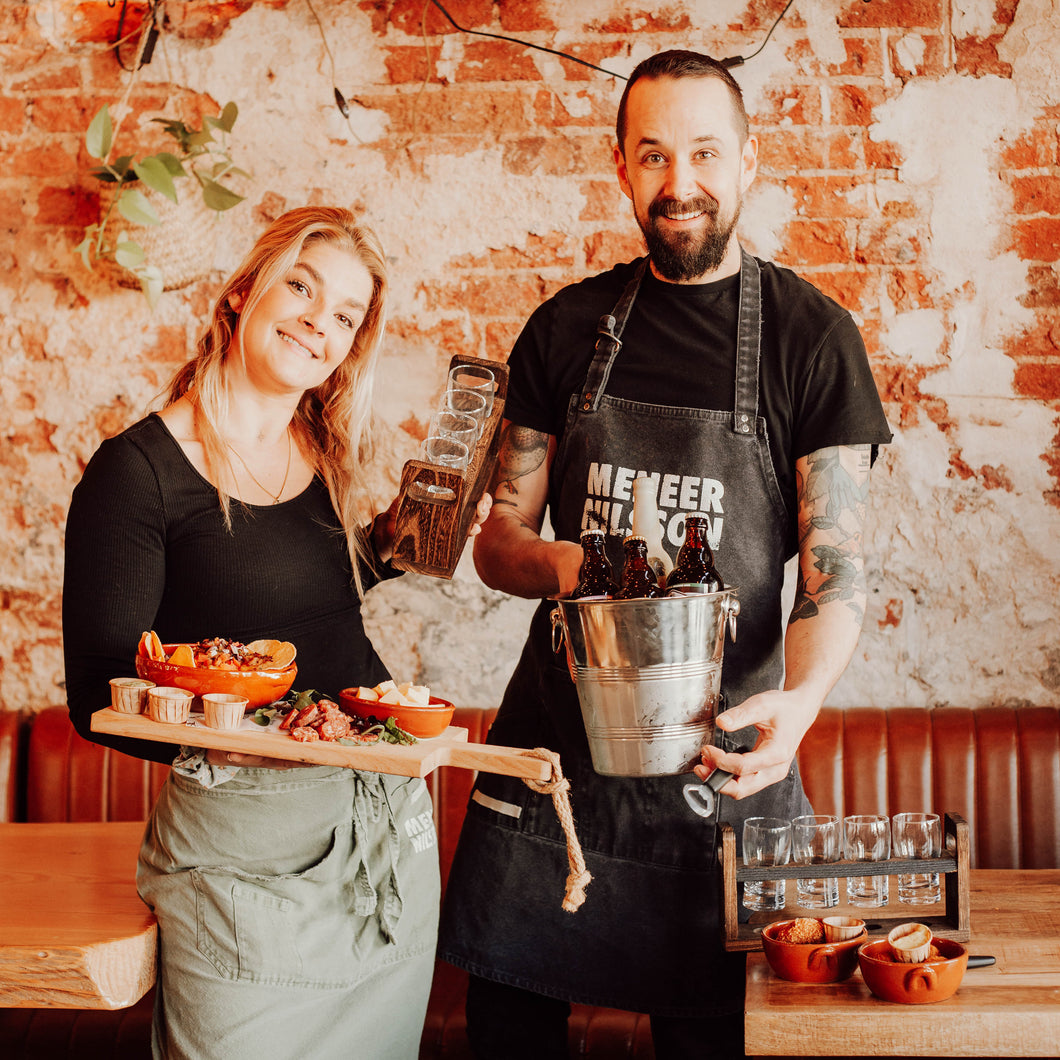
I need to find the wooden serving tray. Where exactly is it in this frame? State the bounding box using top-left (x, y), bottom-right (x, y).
top-left (91, 707), bottom-right (551, 782)
top-left (391, 354), bottom-right (508, 579)
top-left (720, 812), bottom-right (971, 952)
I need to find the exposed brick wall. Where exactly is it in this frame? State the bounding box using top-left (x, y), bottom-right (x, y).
top-left (1, 0), bottom-right (1058, 712)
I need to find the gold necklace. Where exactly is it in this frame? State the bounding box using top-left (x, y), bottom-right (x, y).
top-left (226, 430), bottom-right (292, 504)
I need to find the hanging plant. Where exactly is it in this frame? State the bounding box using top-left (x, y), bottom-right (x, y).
top-left (76, 101), bottom-right (249, 306)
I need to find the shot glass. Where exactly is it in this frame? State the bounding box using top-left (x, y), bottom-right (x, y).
top-left (411, 436), bottom-right (470, 502)
top-left (447, 364), bottom-right (495, 416)
top-left (844, 814), bottom-right (890, 907)
top-left (429, 410), bottom-right (479, 452)
top-left (792, 814), bottom-right (840, 909)
top-left (892, 812), bottom-right (942, 905)
top-left (742, 816), bottom-right (792, 912)
top-left (442, 387), bottom-right (489, 435)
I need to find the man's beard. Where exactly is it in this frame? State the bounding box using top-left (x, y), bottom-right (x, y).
top-left (638, 194), bottom-right (740, 281)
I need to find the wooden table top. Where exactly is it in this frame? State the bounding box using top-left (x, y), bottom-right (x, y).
top-left (744, 868), bottom-right (1060, 1057)
top-left (0, 821), bottom-right (156, 1010)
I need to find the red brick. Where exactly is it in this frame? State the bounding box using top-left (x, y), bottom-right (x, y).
top-left (779, 220), bottom-right (851, 266)
top-left (1012, 362), bottom-right (1060, 402)
top-left (954, 35), bottom-right (1013, 78)
top-left (532, 86), bottom-right (614, 130)
top-left (383, 47), bottom-right (445, 86)
top-left (809, 268), bottom-right (875, 313)
top-left (752, 85), bottom-right (822, 127)
top-left (1012, 218), bottom-right (1060, 262)
top-left (585, 230), bottom-right (643, 271)
top-left (888, 34), bottom-right (948, 79)
top-left (1000, 124), bottom-right (1059, 168)
top-left (831, 83), bottom-right (888, 127)
top-left (1021, 266), bottom-right (1060, 309)
top-left (12, 145), bottom-right (79, 178)
top-left (502, 133), bottom-right (610, 177)
top-left (0, 96), bottom-right (25, 133)
top-left (361, 86), bottom-right (531, 137)
top-left (484, 321), bottom-right (522, 360)
top-left (854, 217), bottom-right (923, 266)
top-left (829, 36), bottom-right (885, 77)
top-left (161, 1), bottom-right (258, 42)
top-left (761, 128), bottom-right (861, 171)
top-left (591, 8), bottom-right (692, 33)
top-left (839, 0), bottom-right (943, 29)
top-left (785, 175), bottom-right (876, 219)
top-left (63, 0), bottom-right (148, 44)
top-left (864, 136), bottom-right (904, 171)
top-left (450, 233), bottom-right (576, 270)
top-left (1009, 174), bottom-right (1060, 216)
top-left (421, 275), bottom-right (553, 318)
top-left (579, 180), bottom-right (628, 222)
top-left (0, 1), bottom-right (33, 45)
top-left (455, 41), bottom-right (542, 82)
top-left (10, 63), bottom-right (84, 93)
top-left (383, 0), bottom-right (493, 36)
top-left (887, 269), bottom-right (934, 310)
top-left (35, 185), bottom-right (98, 227)
top-left (497, 0), bottom-right (557, 34)
top-left (551, 44), bottom-right (627, 83)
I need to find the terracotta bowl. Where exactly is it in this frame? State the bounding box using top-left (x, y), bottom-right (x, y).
top-left (339, 689), bottom-right (455, 739)
top-left (858, 937), bottom-right (968, 1004)
top-left (761, 919), bottom-right (867, 983)
top-left (136, 645), bottom-right (296, 710)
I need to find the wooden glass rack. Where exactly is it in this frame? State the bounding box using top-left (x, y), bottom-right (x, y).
top-left (720, 812), bottom-right (971, 952)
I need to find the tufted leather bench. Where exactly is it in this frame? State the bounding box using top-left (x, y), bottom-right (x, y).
top-left (1, 703), bottom-right (1057, 1058)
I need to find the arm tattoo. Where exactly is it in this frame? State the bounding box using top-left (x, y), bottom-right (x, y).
top-left (490, 424), bottom-right (548, 502)
top-left (790, 445), bottom-right (871, 626)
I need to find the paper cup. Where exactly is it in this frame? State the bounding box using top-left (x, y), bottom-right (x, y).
top-left (147, 686), bottom-right (194, 724)
top-left (887, 922), bottom-right (933, 963)
top-left (109, 677), bottom-right (155, 714)
top-left (822, 916), bottom-right (866, 942)
top-left (202, 692), bottom-right (249, 730)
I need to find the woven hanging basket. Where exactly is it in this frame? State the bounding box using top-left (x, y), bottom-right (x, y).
top-left (99, 176), bottom-right (220, 292)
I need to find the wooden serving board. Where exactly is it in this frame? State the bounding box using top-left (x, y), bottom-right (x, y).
top-left (91, 708), bottom-right (551, 782)
top-left (391, 354), bottom-right (508, 579)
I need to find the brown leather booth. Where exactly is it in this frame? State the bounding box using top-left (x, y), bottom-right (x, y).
top-left (1, 703), bottom-right (1057, 1058)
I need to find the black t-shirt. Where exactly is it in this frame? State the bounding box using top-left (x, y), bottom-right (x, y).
top-left (62, 414), bottom-right (395, 763)
top-left (506, 257), bottom-right (892, 511)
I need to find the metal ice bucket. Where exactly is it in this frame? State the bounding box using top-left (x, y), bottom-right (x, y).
top-left (550, 590), bottom-right (739, 777)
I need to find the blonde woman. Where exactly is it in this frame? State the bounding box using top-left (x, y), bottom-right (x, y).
top-left (63, 207), bottom-right (487, 1059)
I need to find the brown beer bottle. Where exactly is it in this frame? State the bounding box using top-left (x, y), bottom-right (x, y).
top-left (665, 514), bottom-right (722, 594)
top-left (615, 535), bottom-right (662, 599)
top-left (570, 528), bottom-right (618, 600)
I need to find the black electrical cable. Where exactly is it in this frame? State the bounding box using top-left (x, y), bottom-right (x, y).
top-left (111, 0), bottom-right (160, 72)
top-left (721, 0), bottom-right (795, 68)
top-left (427, 0), bottom-right (628, 79)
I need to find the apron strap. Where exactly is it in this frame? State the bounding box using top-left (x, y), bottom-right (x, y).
top-left (579, 258), bottom-right (648, 413)
top-left (732, 248), bottom-right (763, 436)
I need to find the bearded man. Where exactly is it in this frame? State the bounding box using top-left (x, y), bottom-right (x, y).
top-left (439, 50), bottom-right (892, 1060)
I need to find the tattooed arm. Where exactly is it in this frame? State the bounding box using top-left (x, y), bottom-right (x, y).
top-left (694, 444), bottom-right (872, 799)
top-left (472, 420), bottom-right (583, 598)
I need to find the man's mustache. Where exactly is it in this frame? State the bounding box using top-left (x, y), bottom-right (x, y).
top-left (648, 195), bottom-right (719, 221)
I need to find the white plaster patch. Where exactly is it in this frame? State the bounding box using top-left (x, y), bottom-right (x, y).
top-left (883, 309), bottom-right (948, 369)
top-left (997, 0), bottom-right (1060, 107)
top-left (951, 0), bottom-right (1001, 40)
top-left (892, 34), bottom-right (927, 75)
top-left (740, 181), bottom-right (791, 262)
top-left (796, 0), bottom-right (851, 71)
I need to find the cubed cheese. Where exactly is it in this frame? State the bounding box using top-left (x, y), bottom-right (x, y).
top-left (378, 688), bottom-right (404, 705)
top-left (356, 686), bottom-right (379, 701)
top-left (373, 679), bottom-right (397, 696)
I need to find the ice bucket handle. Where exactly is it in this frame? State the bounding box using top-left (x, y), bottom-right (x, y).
top-left (725, 594), bottom-right (740, 643)
top-left (550, 607), bottom-right (565, 655)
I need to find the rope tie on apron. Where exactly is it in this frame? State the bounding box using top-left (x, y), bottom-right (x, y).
top-left (521, 748), bottom-right (592, 913)
top-left (350, 774), bottom-right (404, 941)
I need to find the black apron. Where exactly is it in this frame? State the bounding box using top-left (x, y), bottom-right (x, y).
top-left (438, 251), bottom-right (812, 1017)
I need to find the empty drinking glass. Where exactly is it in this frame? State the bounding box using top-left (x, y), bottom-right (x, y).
top-left (442, 387), bottom-right (489, 435)
top-left (844, 814), bottom-right (890, 907)
top-left (742, 817), bottom-right (792, 912)
top-left (892, 811), bottom-right (942, 904)
top-left (448, 364), bottom-right (495, 416)
top-left (792, 814), bottom-right (840, 909)
top-left (429, 410), bottom-right (478, 453)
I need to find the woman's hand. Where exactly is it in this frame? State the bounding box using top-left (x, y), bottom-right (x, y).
top-left (206, 748), bottom-right (314, 770)
top-left (371, 491), bottom-right (493, 562)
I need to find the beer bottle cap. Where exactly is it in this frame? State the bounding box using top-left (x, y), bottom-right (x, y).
top-left (580, 528), bottom-right (606, 539)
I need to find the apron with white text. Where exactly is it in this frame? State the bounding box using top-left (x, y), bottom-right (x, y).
top-left (438, 251), bottom-right (811, 1016)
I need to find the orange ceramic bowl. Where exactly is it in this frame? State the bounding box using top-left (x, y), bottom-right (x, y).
top-left (136, 645), bottom-right (297, 711)
top-left (339, 689), bottom-right (455, 739)
top-left (858, 937), bottom-right (968, 1004)
top-left (761, 919), bottom-right (867, 983)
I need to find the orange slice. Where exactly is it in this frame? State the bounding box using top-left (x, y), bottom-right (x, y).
top-left (267, 641), bottom-right (297, 669)
top-left (139, 630), bottom-right (166, 662)
top-left (167, 644), bottom-right (196, 668)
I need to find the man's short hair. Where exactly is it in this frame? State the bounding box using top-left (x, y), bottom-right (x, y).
top-left (616, 50), bottom-right (750, 152)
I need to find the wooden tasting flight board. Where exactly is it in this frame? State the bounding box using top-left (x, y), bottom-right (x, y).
top-left (91, 708), bottom-right (551, 782)
top-left (391, 355), bottom-right (508, 579)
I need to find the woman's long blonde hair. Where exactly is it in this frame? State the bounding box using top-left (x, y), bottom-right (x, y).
top-left (164, 206), bottom-right (389, 597)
